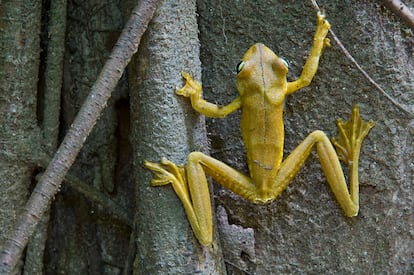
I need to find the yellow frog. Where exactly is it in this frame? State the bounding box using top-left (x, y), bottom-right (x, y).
top-left (144, 12), bottom-right (374, 246)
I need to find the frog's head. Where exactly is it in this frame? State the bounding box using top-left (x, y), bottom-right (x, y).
top-left (236, 43), bottom-right (288, 95)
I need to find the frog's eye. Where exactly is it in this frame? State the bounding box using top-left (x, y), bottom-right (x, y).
top-left (280, 58), bottom-right (289, 68)
top-left (236, 61), bottom-right (245, 74)
top-left (279, 58), bottom-right (289, 69)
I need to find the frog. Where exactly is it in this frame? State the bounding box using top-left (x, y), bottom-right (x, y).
top-left (143, 12), bottom-right (374, 246)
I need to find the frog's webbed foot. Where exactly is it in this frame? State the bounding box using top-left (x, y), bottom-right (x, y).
top-left (331, 105), bottom-right (375, 166)
top-left (176, 72), bottom-right (202, 98)
top-left (143, 158), bottom-right (186, 187)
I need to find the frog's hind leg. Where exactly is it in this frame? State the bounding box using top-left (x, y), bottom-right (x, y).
top-left (143, 158), bottom-right (203, 242)
top-left (144, 153), bottom-right (257, 246)
top-left (273, 105), bottom-right (374, 217)
top-left (331, 105), bottom-right (375, 213)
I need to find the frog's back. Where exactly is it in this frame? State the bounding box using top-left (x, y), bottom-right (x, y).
top-left (236, 43), bottom-right (288, 193)
top-left (240, 92), bottom-right (284, 193)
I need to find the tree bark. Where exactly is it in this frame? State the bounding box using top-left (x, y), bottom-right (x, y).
top-left (0, 1), bottom-right (159, 273)
top-left (0, 1), bottom-right (42, 273)
top-left (129, 0), bottom-right (225, 273)
top-left (197, 0), bottom-right (413, 273)
top-left (24, 1), bottom-right (67, 273)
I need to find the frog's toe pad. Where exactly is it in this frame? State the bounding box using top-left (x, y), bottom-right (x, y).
top-left (317, 11), bottom-right (331, 29)
top-left (324, 38), bottom-right (331, 47)
top-left (317, 11), bottom-right (326, 20)
top-left (176, 72), bottom-right (202, 97)
top-left (143, 160), bottom-right (175, 186)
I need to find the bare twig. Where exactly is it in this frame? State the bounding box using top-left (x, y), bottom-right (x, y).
top-left (0, 0), bottom-right (160, 273)
top-left (311, 0), bottom-right (413, 118)
top-left (382, 0), bottom-right (414, 31)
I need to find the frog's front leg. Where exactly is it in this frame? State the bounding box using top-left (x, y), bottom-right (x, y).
top-left (144, 153), bottom-right (257, 246)
top-left (177, 72), bottom-right (242, 118)
top-left (287, 12), bottom-right (331, 94)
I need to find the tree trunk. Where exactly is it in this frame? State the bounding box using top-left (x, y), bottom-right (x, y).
top-left (0, 1), bottom-right (42, 273)
top-left (129, 0), bottom-right (225, 273)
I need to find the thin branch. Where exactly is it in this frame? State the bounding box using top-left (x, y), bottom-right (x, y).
top-left (311, 0), bottom-right (413, 118)
top-left (382, 0), bottom-right (414, 31)
top-left (122, 220), bottom-right (137, 275)
top-left (41, 0), bottom-right (67, 153)
top-left (0, 0), bottom-right (161, 273)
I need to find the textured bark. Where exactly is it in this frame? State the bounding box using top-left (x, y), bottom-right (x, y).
top-left (0, 1), bottom-right (159, 273)
top-left (197, 0), bottom-right (413, 273)
top-left (45, 1), bottom-right (129, 273)
top-left (383, 0), bottom-right (414, 30)
top-left (24, 1), bottom-right (67, 273)
top-left (0, 1), bottom-right (42, 273)
top-left (129, 0), bottom-right (226, 273)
